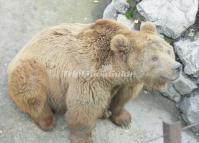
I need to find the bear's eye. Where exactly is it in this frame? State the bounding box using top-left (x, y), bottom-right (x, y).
top-left (152, 56), bottom-right (158, 61)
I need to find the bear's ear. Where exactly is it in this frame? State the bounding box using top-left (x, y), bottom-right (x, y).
top-left (111, 34), bottom-right (130, 63)
top-left (140, 22), bottom-right (157, 34)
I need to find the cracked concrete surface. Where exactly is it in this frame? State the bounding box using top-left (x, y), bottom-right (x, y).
top-left (0, 0), bottom-right (198, 143)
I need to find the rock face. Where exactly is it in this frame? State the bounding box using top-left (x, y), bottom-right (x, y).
top-left (103, 0), bottom-right (129, 19)
top-left (137, 0), bottom-right (198, 39)
top-left (117, 14), bottom-right (134, 30)
top-left (173, 73), bottom-right (198, 95)
top-left (161, 73), bottom-right (198, 102)
top-left (161, 85), bottom-right (181, 102)
top-left (179, 90), bottom-right (199, 132)
top-left (195, 8), bottom-right (199, 30)
top-left (174, 35), bottom-right (199, 77)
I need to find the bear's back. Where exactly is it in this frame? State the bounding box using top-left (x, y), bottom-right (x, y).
top-left (8, 23), bottom-right (91, 73)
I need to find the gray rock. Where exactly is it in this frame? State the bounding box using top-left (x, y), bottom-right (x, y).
top-left (194, 78), bottom-right (199, 85)
top-left (103, 0), bottom-right (129, 19)
top-left (189, 77), bottom-right (199, 85)
top-left (161, 85), bottom-right (181, 102)
top-left (114, 0), bottom-right (129, 14)
top-left (194, 5), bottom-right (199, 30)
top-left (179, 90), bottom-right (199, 132)
top-left (103, 2), bottom-right (118, 19)
top-left (137, 0), bottom-right (198, 39)
top-left (117, 14), bottom-right (134, 30)
top-left (183, 28), bottom-right (197, 41)
top-left (173, 73), bottom-right (198, 95)
top-left (174, 35), bottom-right (199, 76)
top-left (135, 0), bottom-right (142, 3)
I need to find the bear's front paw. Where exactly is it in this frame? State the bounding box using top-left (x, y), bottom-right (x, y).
top-left (110, 109), bottom-right (132, 128)
top-left (35, 114), bottom-right (56, 131)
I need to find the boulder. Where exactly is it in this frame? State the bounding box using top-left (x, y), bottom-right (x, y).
top-left (173, 73), bottom-right (198, 95)
top-left (117, 14), bottom-right (134, 30)
top-left (194, 6), bottom-right (199, 30)
top-left (174, 35), bottom-right (199, 76)
top-left (114, 0), bottom-right (129, 14)
top-left (161, 85), bottom-right (181, 102)
top-left (179, 90), bottom-right (199, 132)
top-left (161, 71), bottom-right (198, 102)
top-left (137, 0), bottom-right (198, 39)
top-left (103, 0), bottom-right (129, 19)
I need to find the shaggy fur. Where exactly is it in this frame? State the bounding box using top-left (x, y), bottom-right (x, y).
top-left (8, 19), bottom-right (180, 143)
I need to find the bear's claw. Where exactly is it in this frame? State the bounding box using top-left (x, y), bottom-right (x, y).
top-left (111, 109), bottom-right (132, 128)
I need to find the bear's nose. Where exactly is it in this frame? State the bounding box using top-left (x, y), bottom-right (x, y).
top-left (172, 62), bottom-right (182, 73)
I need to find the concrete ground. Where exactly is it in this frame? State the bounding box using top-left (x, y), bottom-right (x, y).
top-left (0, 0), bottom-right (198, 143)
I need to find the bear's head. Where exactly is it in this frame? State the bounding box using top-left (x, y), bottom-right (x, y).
top-left (110, 22), bottom-right (181, 91)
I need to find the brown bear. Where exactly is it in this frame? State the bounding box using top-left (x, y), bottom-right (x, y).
top-left (7, 19), bottom-right (181, 143)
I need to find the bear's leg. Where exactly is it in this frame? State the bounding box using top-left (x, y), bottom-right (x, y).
top-left (110, 83), bottom-right (143, 128)
top-left (65, 109), bottom-right (95, 143)
top-left (8, 59), bottom-right (55, 130)
top-left (65, 80), bottom-right (110, 143)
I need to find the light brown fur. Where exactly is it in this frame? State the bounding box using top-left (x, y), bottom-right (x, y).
top-left (8, 19), bottom-right (180, 143)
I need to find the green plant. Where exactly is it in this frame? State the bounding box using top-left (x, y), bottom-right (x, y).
top-left (125, 0), bottom-right (137, 19)
top-left (164, 36), bottom-right (174, 45)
